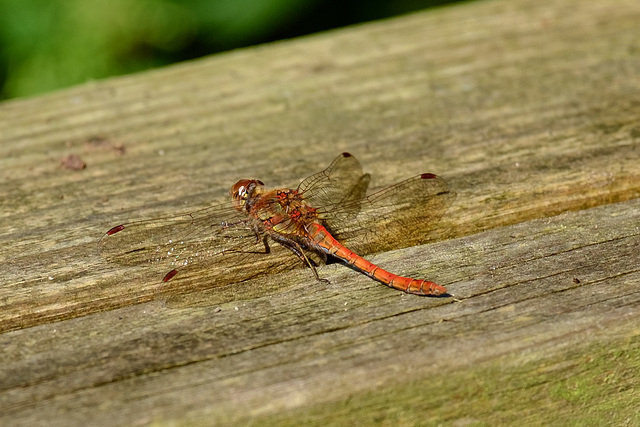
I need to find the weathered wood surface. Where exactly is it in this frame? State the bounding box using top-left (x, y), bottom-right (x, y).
top-left (1, 0), bottom-right (639, 425)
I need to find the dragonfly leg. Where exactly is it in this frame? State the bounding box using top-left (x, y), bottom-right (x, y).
top-left (261, 235), bottom-right (271, 254)
top-left (274, 237), bottom-right (329, 284)
top-left (222, 234), bottom-right (271, 256)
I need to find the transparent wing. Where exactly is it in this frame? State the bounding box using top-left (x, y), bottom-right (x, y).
top-left (314, 173), bottom-right (456, 255)
top-left (297, 152), bottom-right (371, 215)
top-left (99, 203), bottom-right (262, 281)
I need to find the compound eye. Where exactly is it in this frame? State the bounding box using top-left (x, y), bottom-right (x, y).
top-left (236, 185), bottom-right (247, 199)
top-left (230, 179), bottom-right (251, 200)
top-left (230, 179), bottom-right (262, 211)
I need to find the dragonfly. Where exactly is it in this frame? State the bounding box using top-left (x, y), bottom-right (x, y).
top-left (100, 153), bottom-right (455, 296)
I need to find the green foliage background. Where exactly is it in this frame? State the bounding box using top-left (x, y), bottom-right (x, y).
top-left (0, 0), bottom-right (464, 100)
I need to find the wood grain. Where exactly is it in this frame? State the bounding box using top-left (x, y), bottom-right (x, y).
top-left (1, 0), bottom-right (639, 424)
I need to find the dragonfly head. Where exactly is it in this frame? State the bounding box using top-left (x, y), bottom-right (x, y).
top-left (230, 179), bottom-right (264, 211)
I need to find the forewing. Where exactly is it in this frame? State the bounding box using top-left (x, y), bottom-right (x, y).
top-left (99, 203), bottom-right (259, 280)
top-left (297, 152), bottom-right (370, 214)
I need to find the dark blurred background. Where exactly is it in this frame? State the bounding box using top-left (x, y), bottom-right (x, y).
top-left (0, 0), bottom-right (467, 100)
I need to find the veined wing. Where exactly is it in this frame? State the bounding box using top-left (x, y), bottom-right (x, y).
top-left (317, 173), bottom-right (456, 255)
top-left (297, 152), bottom-right (371, 215)
top-left (99, 203), bottom-right (259, 280)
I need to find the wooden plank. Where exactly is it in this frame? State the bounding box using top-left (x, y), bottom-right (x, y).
top-left (1, 199), bottom-right (638, 425)
top-left (1, 0), bottom-right (639, 424)
top-left (2, 0), bottom-right (639, 333)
